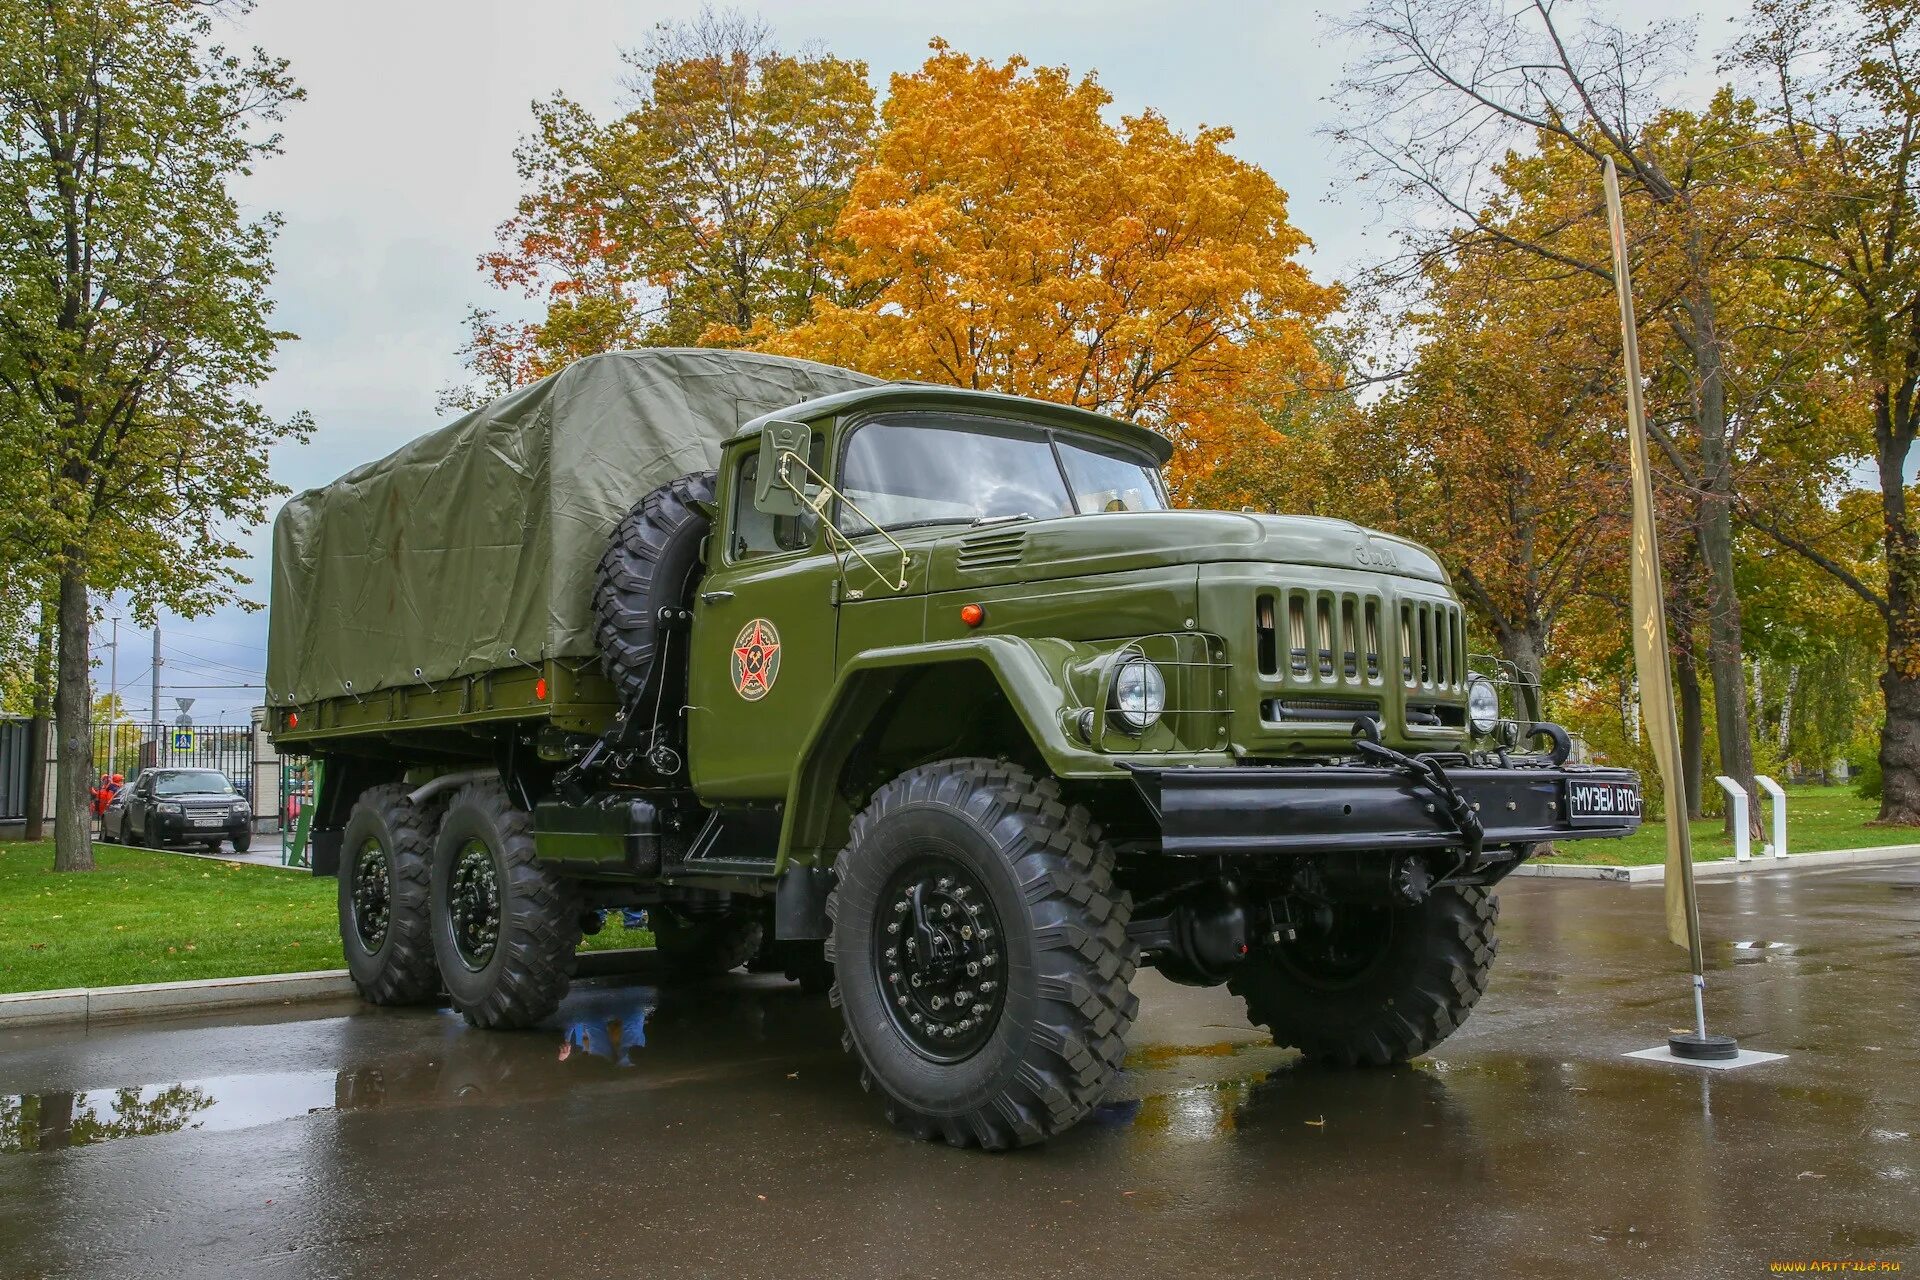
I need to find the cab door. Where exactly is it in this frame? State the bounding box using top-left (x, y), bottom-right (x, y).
top-left (686, 440), bottom-right (844, 802)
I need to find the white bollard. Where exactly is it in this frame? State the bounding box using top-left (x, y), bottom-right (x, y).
top-left (1714, 775), bottom-right (1752, 862)
top-left (1753, 775), bottom-right (1788, 859)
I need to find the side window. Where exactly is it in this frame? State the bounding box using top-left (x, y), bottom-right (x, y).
top-left (730, 436), bottom-right (823, 561)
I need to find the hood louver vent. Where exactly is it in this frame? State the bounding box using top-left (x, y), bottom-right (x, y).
top-left (956, 530), bottom-right (1027, 571)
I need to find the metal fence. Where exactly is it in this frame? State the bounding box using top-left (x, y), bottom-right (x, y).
top-left (1, 719), bottom-right (290, 835)
top-left (0, 718), bottom-right (31, 822)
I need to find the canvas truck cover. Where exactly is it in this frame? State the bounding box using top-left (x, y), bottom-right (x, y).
top-left (266, 349), bottom-right (882, 708)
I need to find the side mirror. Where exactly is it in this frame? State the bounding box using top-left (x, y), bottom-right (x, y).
top-left (754, 420), bottom-right (811, 517)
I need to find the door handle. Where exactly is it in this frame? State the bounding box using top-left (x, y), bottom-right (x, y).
top-left (701, 590), bottom-right (734, 604)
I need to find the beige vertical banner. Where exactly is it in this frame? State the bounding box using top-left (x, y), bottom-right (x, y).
top-left (1603, 158), bottom-right (1703, 960)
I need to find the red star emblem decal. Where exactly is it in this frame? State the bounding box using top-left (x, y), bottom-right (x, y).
top-left (731, 617), bottom-right (783, 701)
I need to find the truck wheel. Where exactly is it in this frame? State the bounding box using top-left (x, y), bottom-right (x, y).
top-left (1230, 885), bottom-right (1498, 1066)
top-left (429, 779), bottom-right (581, 1029)
top-left (593, 470), bottom-right (717, 707)
top-left (652, 908), bottom-right (762, 977)
top-left (828, 759), bottom-right (1139, 1150)
top-left (338, 783), bottom-right (443, 1006)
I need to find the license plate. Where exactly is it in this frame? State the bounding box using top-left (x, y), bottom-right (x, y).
top-left (191, 817), bottom-right (222, 828)
top-left (1566, 778), bottom-right (1641, 826)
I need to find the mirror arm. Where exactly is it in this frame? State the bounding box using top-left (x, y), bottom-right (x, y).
top-left (774, 449), bottom-right (910, 592)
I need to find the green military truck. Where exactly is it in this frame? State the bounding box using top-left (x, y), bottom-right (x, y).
top-left (268, 348), bottom-right (1641, 1149)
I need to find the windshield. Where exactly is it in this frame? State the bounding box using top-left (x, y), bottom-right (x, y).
top-left (152, 770), bottom-right (235, 797)
top-left (836, 416), bottom-right (1167, 536)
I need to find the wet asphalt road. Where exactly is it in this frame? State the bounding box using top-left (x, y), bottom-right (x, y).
top-left (1, 865), bottom-right (1916, 1280)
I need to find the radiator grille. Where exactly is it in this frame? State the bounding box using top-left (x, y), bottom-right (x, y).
top-left (1398, 599), bottom-right (1466, 691)
top-left (1258, 588), bottom-right (1386, 692)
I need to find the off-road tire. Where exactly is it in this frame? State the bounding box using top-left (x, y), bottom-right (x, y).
top-left (828, 759), bottom-right (1138, 1151)
top-left (338, 783), bottom-right (443, 1006)
top-left (653, 908), bottom-right (763, 977)
top-left (1230, 885), bottom-right (1498, 1066)
top-left (232, 830), bottom-right (252, 854)
top-left (593, 471), bottom-right (717, 707)
top-left (429, 779), bottom-right (581, 1029)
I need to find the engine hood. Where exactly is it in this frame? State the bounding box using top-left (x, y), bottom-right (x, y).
top-left (923, 510), bottom-right (1450, 593)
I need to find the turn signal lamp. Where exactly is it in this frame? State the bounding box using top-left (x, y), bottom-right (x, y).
top-left (534, 677), bottom-right (549, 701)
top-left (287, 712), bottom-right (298, 729)
top-left (959, 603), bottom-right (986, 628)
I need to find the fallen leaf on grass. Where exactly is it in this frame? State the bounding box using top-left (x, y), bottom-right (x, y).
top-left (1305, 1116), bottom-right (1326, 1127)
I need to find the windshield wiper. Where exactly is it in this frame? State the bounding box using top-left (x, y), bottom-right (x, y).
top-left (971, 512), bottom-right (1033, 527)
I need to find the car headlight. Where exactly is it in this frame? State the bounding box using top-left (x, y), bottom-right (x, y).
top-left (232, 801), bottom-right (250, 817)
top-left (156, 802), bottom-right (183, 816)
top-left (1109, 655), bottom-right (1167, 735)
top-left (1466, 675), bottom-right (1501, 736)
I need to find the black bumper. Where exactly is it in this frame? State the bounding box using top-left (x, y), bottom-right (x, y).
top-left (153, 815), bottom-right (249, 844)
top-left (1126, 761), bottom-right (1641, 857)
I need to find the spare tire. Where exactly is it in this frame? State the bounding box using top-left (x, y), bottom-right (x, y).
top-left (593, 471), bottom-right (716, 708)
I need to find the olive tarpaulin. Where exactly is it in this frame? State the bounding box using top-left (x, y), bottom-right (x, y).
top-left (265, 349), bottom-right (882, 708)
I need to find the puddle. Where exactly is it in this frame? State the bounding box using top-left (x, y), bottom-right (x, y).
top-left (1, 1071), bottom-right (335, 1155)
top-left (3, 996), bottom-right (678, 1155)
top-left (557, 1006), bottom-right (652, 1067)
top-left (1124, 1040), bottom-right (1248, 1070)
top-left (1831, 1223), bottom-right (1917, 1250)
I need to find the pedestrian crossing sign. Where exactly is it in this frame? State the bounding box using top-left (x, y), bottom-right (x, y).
top-left (172, 729), bottom-right (195, 752)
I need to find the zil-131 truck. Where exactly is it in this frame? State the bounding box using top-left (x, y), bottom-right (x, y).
top-left (266, 348), bottom-right (1641, 1149)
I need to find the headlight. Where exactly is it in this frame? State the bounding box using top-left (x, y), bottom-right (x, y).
top-left (232, 801), bottom-right (250, 816)
top-left (1109, 656), bottom-right (1167, 735)
top-left (156, 802), bottom-right (183, 815)
top-left (1466, 675), bottom-right (1501, 736)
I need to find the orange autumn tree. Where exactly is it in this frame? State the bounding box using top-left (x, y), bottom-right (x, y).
top-left (747, 42), bottom-right (1340, 488)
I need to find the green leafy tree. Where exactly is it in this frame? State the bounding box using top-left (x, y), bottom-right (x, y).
top-left (448, 8), bottom-right (876, 408)
top-left (1334, 1), bottom-right (1769, 829)
top-left (1733, 0), bottom-right (1920, 823)
top-left (0, 0), bottom-right (307, 871)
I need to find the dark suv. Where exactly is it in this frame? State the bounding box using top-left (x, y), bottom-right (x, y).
top-left (111, 768), bottom-right (254, 853)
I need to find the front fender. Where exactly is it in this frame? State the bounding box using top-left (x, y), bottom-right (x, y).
top-left (775, 636), bottom-right (1227, 869)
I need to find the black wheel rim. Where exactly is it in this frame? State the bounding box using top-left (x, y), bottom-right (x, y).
top-left (350, 840), bottom-right (391, 952)
top-left (874, 855), bottom-right (1008, 1063)
top-left (449, 839), bottom-right (501, 970)
top-left (1274, 902), bottom-right (1395, 990)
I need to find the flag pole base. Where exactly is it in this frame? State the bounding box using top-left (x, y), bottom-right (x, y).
top-left (1667, 1031), bottom-right (1739, 1061)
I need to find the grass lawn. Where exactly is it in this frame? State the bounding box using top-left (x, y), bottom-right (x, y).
top-left (1535, 783), bottom-right (1920, 866)
top-left (0, 840), bottom-right (653, 995)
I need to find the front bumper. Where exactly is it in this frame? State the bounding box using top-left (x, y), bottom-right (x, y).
top-left (1126, 759), bottom-right (1641, 857)
top-left (153, 813), bottom-right (250, 843)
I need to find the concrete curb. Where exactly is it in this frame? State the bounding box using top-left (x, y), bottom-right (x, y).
top-left (0, 970), bottom-right (358, 1030)
top-left (1510, 842), bottom-right (1920, 883)
top-left (0, 949), bottom-right (664, 1031)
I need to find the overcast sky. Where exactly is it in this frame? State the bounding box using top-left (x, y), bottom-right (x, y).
top-left (108, 0), bottom-right (1746, 724)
